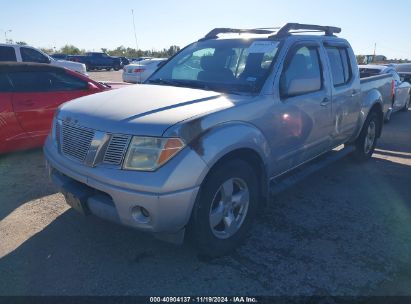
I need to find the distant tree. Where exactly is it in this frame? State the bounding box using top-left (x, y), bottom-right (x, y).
top-left (166, 45), bottom-right (180, 57)
top-left (40, 47), bottom-right (54, 54)
top-left (60, 44), bottom-right (82, 55)
top-left (15, 41), bottom-right (27, 45)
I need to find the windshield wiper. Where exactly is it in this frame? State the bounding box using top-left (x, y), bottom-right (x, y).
top-left (146, 79), bottom-right (186, 87)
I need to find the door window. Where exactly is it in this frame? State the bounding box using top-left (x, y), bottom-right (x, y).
top-left (0, 73), bottom-right (12, 92)
top-left (8, 71), bottom-right (88, 92)
top-left (280, 45), bottom-right (322, 98)
top-left (326, 47), bottom-right (352, 86)
top-left (0, 46), bottom-right (17, 61)
top-left (8, 71), bottom-right (52, 92)
top-left (21, 47), bottom-right (50, 63)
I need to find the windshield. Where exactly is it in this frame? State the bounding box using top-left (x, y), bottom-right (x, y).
top-left (146, 38), bottom-right (280, 94)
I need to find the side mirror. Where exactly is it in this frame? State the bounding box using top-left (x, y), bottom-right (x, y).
top-left (157, 61), bottom-right (166, 68)
top-left (281, 77), bottom-right (321, 98)
top-left (88, 82), bottom-right (99, 90)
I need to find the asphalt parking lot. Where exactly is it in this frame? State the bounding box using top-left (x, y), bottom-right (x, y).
top-left (88, 70), bottom-right (123, 83)
top-left (0, 105), bottom-right (410, 295)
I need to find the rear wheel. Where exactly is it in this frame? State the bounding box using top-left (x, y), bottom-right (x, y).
top-left (188, 159), bottom-right (259, 257)
top-left (401, 95), bottom-right (410, 112)
top-left (351, 111), bottom-right (380, 161)
top-left (106, 68), bottom-right (112, 71)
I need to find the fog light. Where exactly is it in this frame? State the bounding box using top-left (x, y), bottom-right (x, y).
top-left (131, 206), bottom-right (150, 224)
top-left (140, 207), bottom-right (149, 217)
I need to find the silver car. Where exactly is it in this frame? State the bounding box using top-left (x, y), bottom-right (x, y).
top-left (359, 64), bottom-right (411, 120)
top-left (44, 23), bottom-right (392, 256)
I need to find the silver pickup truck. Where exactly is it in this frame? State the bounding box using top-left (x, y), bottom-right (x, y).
top-left (44, 23), bottom-right (393, 256)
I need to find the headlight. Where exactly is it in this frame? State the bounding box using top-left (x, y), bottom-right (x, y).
top-left (123, 137), bottom-right (185, 171)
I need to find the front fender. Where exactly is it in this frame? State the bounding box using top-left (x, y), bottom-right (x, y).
top-left (186, 121), bottom-right (271, 175)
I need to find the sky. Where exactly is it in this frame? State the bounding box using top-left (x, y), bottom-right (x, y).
top-left (1, 0), bottom-right (411, 59)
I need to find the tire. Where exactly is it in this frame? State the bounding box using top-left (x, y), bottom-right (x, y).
top-left (351, 111), bottom-right (380, 161)
top-left (188, 159), bottom-right (259, 257)
top-left (113, 66), bottom-right (120, 71)
top-left (106, 68), bottom-right (112, 71)
top-left (85, 64), bottom-right (92, 72)
top-left (401, 95), bottom-right (410, 112)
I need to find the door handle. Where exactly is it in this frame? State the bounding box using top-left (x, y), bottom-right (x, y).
top-left (320, 97), bottom-right (330, 106)
top-left (351, 89), bottom-right (360, 96)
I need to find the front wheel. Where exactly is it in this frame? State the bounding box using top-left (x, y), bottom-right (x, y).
top-left (113, 66), bottom-right (120, 71)
top-left (351, 111), bottom-right (380, 161)
top-left (188, 159), bottom-right (259, 257)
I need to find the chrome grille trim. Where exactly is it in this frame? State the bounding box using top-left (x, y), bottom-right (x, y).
top-left (103, 134), bottom-right (131, 165)
top-left (61, 122), bottom-right (95, 163)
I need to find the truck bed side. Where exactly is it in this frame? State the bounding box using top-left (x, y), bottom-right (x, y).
top-left (360, 73), bottom-right (393, 119)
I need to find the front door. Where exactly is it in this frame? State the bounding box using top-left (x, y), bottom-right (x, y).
top-left (272, 42), bottom-right (333, 171)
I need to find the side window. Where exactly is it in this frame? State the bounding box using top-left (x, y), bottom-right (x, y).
top-left (0, 46), bottom-right (17, 62)
top-left (339, 48), bottom-right (352, 83)
top-left (21, 47), bottom-right (50, 63)
top-left (8, 71), bottom-right (52, 92)
top-left (326, 46), bottom-right (352, 86)
top-left (0, 73), bottom-right (13, 92)
top-left (280, 45), bottom-right (322, 98)
top-left (48, 71), bottom-right (88, 91)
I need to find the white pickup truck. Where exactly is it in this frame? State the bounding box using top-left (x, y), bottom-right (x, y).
top-left (0, 44), bottom-right (87, 75)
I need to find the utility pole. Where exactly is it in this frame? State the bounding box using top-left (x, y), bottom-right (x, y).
top-left (131, 9), bottom-right (138, 53)
top-left (373, 42), bottom-right (376, 62)
top-left (4, 29), bottom-right (12, 43)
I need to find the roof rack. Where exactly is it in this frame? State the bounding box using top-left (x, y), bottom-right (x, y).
top-left (200, 28), bottom-right (278, 40)
top-left (200, 23), bottom-right (341, 41)
top-left (272, 23), bottom-right (341, 37)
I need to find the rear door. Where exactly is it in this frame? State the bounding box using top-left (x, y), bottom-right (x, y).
top-left (324, 43), bottom-right (361, 144)
top-left (274, 41), bottom-right (333, 168)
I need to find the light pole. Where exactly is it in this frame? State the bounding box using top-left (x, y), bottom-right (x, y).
top-left (4, 29), bottom-right (12, 43)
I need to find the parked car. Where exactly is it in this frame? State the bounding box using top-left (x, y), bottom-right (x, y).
top-left (130, 57), bottom-right (152, 62)
top-left (393, 63), bottom-right (411, 92)
top-left (122, 58), bottom-right (167, 83)
top-left (69, 52), bottom-right (123, 71)
top-left (51, 53), bottom-right (69, 60)
top-left (44, 23), bottom-right (393, 257)
top-left (0, 62), bottom-right (130, 154)
top-left (0, 44), bottom-right (87, 75)
top-left (118, 56), bottom-right (130, 66)
top-left (359, 64), bottom-right (411, 117)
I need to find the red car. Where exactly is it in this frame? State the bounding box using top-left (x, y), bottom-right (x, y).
top-left (0, 62), bottom-right (128, 153)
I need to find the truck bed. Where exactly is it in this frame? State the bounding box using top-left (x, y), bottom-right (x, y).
top-left (360, 73), bottom-right (393, 118)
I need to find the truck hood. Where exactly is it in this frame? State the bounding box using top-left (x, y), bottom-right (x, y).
top-left (57, 84), bottom-right (239, 136)
top-left (51, 59), bottom-right (87, 75)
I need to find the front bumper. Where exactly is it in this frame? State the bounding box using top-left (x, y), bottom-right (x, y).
top-left (44, 138), bottom-right (207, 234)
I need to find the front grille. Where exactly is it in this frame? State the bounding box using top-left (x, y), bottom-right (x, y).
top-left (61, 123), bottom-right (95, 162)
top-left (103, 134), bottom-right (131, 165)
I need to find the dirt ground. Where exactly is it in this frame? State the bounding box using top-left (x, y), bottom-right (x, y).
top-left (0, 107), bottom-right (410, 296)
